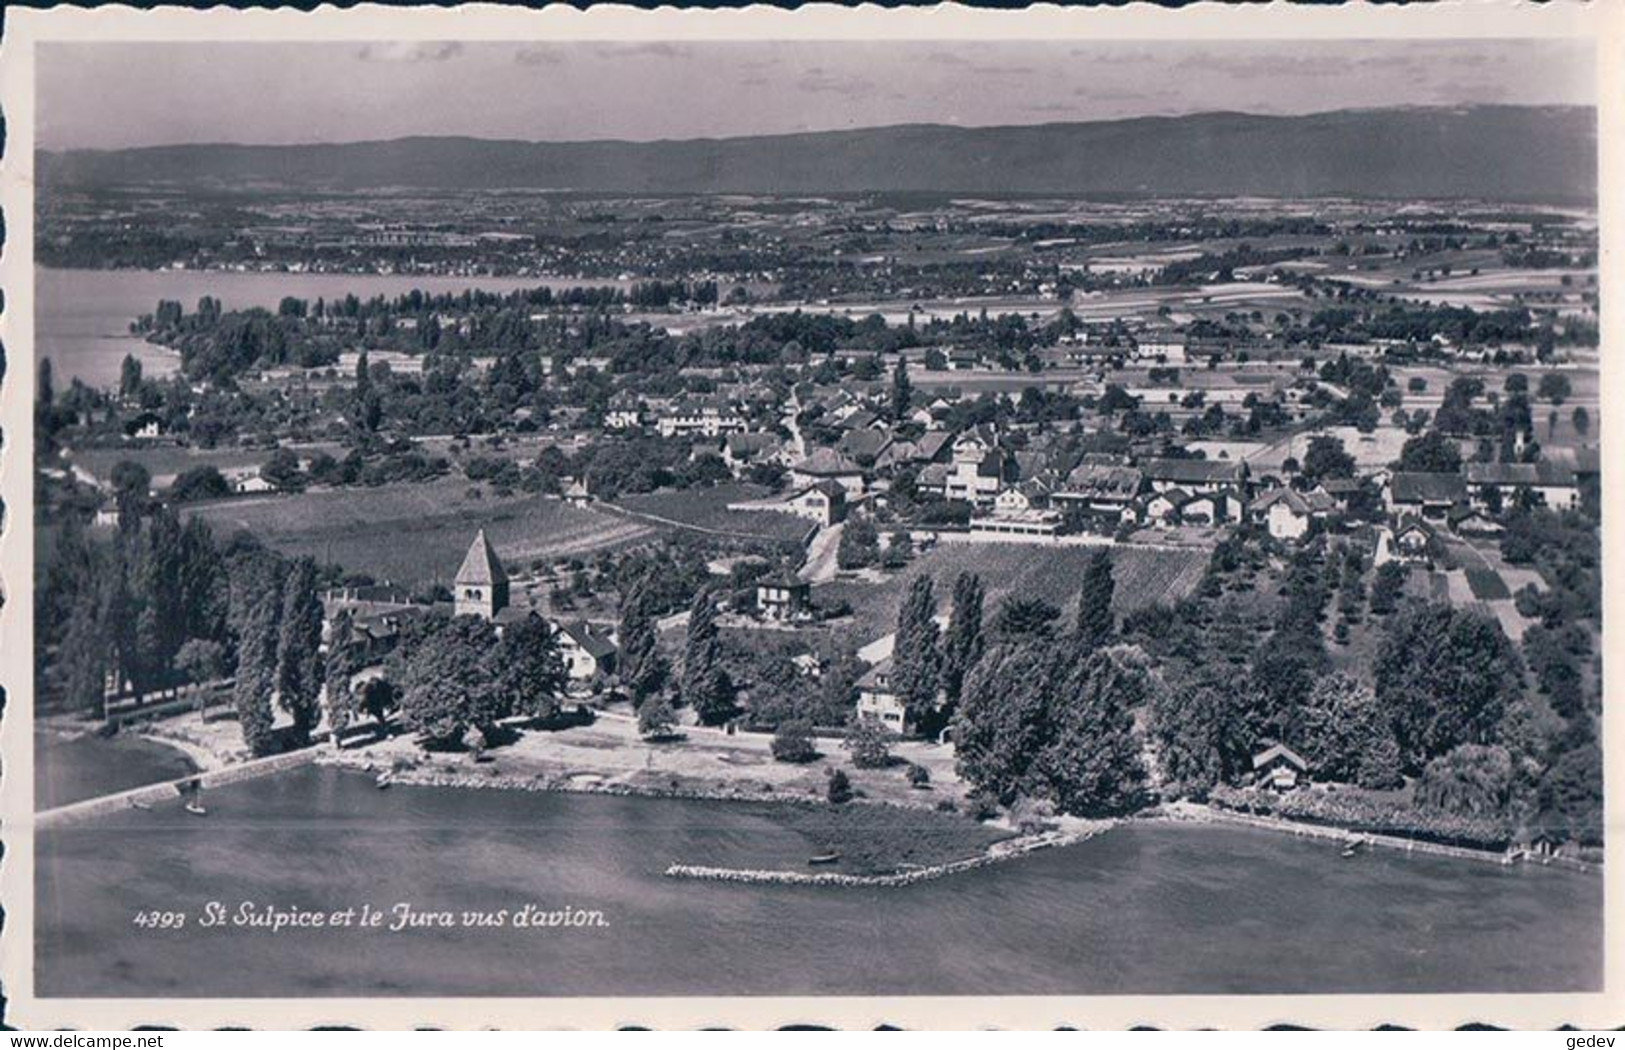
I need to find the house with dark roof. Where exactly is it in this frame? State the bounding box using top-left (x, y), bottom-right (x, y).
top-left (1053, 464), bottom-right (1145, 516)
top-left (1388, 472), bottom-right (1468, 521)
top-left (756, 577), bottom-right (812, 623)
top-left (790, 447), bottom-right (865, 496)
top-left (454, 529), bottom-right (509, 620)
top-left (1251, 487), bottom-right (1337, 542)
top-left (723, 432), bottom-right (783, 473)
top-left (553, 620), bottom-right (618, 682)
top-left (1464, 460), bottom-right (1581, 512)
top-left (856, 658), bottom-right (910, 734)
top-left (1141, 457), bottom-right (1248, 495)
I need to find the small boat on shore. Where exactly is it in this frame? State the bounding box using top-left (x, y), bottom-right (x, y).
top-left (809, 851), bottom-right (841, 866)
top-left (375, 773), bottom-right (393, 789)
top-left (184, 801), bottom-right (207, 816)
top-left (1341, 838), bottom-right (1366, 858)
top-left (129, 798), bottom-right (152, 811)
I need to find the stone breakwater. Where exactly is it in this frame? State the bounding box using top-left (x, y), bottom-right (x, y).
top-left (663, 827), bottom-right (1113, 889)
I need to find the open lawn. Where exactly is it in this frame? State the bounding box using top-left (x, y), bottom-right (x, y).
top-left (71, 444), bottom-right (341, 488)
top-left (823, 542), bottom-right (1210, 644)
top-left (186, 477), bottom-right (656, 587)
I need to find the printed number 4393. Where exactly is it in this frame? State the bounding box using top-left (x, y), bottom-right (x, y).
top-left (131, 910), bottom-right (187, 929)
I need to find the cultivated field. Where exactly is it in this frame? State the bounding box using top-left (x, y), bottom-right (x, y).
top-left (185, 477), bottom-right (656, 587)
top-left (611, 483), bottom-right (814, 544)
top-left (824, 541), bottom-right (1211, 644)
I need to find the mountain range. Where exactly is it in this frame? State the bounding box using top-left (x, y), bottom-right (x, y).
top-left (37, 106), bottom-right (1596, 202)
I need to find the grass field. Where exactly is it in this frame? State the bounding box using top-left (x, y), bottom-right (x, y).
top-left (612, 483), bottom-right (813, 544)
top-left (186, 477), bottom-right (656, 587)
top-left (1464, 566), bottom-right (1512, 601)
top-left (72, 444), bottom-right (340, 487)
top-left (823, 541), bottom-right (1210, 644)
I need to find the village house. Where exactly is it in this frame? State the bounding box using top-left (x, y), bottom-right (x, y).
top-left (723, 432), bottom-right (783, 474)
top-left (1252, 744), bottom-right (1310, 792)
top-left (780, 480), bottom-right (847, 527)
top-left (856, 658), bottom-right (910, 734)
top-left (1140, 457), bottom-right (1249, 496)
top-left (756, 576), bottom-right (812, 623)
top-left (1251, 487), bottom-right (1337, 541)
top-left (656, 398), bottom-right (746, 439)
top-left (454, 529), bottom-right (510, 621)
top-left (944, 426), bottom-right (1006, 508)
top-left (969, 506), bottom-right (1063, 541)
top-left (790, 447), bottom-right (865, 497)
top-left (1392, 516), bottom-right (1437, 561)
top-left (1388, 472), bottom-right (1468, 522)
top-left (1052, 462), bottom-right (1145, 518)
top-left (225, 466), bottom-right (276, 495)
top-left (553, 620), bottom-right (618, 684)
top-left (1463, 460), bottom-right (1581, 512)
top-left (603, 396), bottom-right (644, 431)
top-left (122, 411), bottom-right (167, 440)
top-left (1132, 333), bottom-right (1188, 364)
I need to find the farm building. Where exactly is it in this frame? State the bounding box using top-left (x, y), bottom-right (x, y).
top-left (1388, 472), bottom-right (1468, 521)
top-left (1251, 487), bottom-right (1337, 541)
top-left (1140, 458), bottom-right (1248, 495)
top-left (1464, 460), bottom-right (1581, 511)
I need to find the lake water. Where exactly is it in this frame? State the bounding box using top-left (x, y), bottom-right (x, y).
top-left (35, 730), bottom-right (199, 811)
top-left (36, 268), bottom-right (629, 390)
top-left (36, 766), bottom-right (1601, 997)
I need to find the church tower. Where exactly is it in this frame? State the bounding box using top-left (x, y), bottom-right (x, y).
top-left (454, 528), bottom-right (509, 620)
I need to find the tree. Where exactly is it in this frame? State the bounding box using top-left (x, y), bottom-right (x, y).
top-left (991, 596), bottom-right (1062, 642)
top-left (617, 582), bottom-right (666, 705)
top-left (275, 558), bottom-right (325, 743)
top-left (1301, 434), bottom-right (1356, 484)
top-left (1536, 741), bottom-right (1603, 845)
top-left (1074, 551), bottom-right (1116, 652)
top-left (60, 584), bottom-right (110, 715)
top-left (261, 448), bottom-right (305, 492)
top-left (119, 354), bottom-right (144, 400)
top-left (174, 637), bottom-right (226, 687)
top-left (1368, 561), bottom-right (1407, 616)
top-left (1375, 601), bottom-right (1524, 770)
top-left (497, 615), bottom-right (567, 721)
top-left (1416, 744), bottom-right (1514, 817)
top-left (771, 719), bottom-right (818, 763)
top-left (1150, 674), bottom-right (1250, 798)
top-left (1397, 430), bottom-right (1463, 474)
top-left (890, 357), bottom-right (913, 422)
top-left (845, 718), bottom-right (894, 769)
top-left (1537, 372), bottom-right (1572, 405)
top-left (939, 572), bottom-right (985, 705)
top-left (826, 767), bottom-right (854, 804)
top-left (1572, 405), bottom-right (1590, 438)
top-left (1298, 672), bottom-right (1403, 788)
top-left (169, 465), bottom-right (232, 503)
top-left (682, 591), bottom-right (735, 725)
top-left (109, 460), bottom-right (152, 534)
top-left (638, 693), bottom-right (678, 739)
top-left (228, 554), bottom-right (283, 756)
top-left (954, 644), bottom-right (1148, 816)
top-left (397, 615), bottom-right (508, 748)
top-left (837, 515), bottom-right (880, 570)
top-left (890, 575), bottom-right (941, 720)
top-left (1035, 649), bottom-right (1149, 816)
top-left (322, 611), bottom-right (359, 739)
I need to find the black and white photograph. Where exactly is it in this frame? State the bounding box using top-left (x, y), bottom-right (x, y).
top-left (3, 1), bottom-right (1618, 1030)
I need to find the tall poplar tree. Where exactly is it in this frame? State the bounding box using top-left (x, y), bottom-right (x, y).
top-left (940, 571), bottom-right (986, 706)
top-left (891, 575), bottom-right (941, 721)
top-left (1075, 550), bottom-right (1117, 653)
top-left (276, 558), bottom-right (325, 742)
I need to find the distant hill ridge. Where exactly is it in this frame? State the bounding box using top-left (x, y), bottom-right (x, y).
top-left (38, 106), bottom-right (1596, 202)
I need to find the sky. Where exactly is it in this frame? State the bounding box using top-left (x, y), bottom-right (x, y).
top-left (37, 38), bottom-right (1596, 151)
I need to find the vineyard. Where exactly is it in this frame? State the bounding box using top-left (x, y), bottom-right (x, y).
top-left (826, 541), bottom-right (1211, 643)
